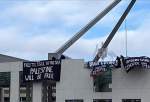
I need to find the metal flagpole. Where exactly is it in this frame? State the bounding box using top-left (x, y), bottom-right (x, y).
top-left (93, 0), bottom-right (136, 62)
top-left (55, 0), bottom-right (121, 55)
top-left (125, 19), bottom-right (128, 57)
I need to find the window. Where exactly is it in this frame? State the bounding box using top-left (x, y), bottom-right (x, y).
top-left (93, 99), bottom-right (112, 102)
top-left (94, 69), bottom-right (112, 92)
top-left (20, 97), bottom-right (26, 102)
top-left (0, 72), bottom-right (10, 87)
top-left (0, 72), bottom-right (10, 102)
top-left (65, 99), bottom-right (83, 102)
top-left (122, 99), bottom-right (141, 102)
top-left (4, 97), bottom-right (9, 102)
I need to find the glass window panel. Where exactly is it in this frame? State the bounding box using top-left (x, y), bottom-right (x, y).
top-left (94, 68), bottom-right (112, 92)
top-left (122, 99), bottom-right (141, 102)
top-left (65, 99), bottom-right (83, 102)
top-left (93, 99), bottom-right (112, 102)
top-left (0, 72), bottom-right (10, 102)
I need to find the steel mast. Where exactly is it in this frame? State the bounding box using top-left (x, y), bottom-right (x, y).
top-left (55, 0), bottom-right (121, 57)
top-left (93, 0), bottom-right (136, 62)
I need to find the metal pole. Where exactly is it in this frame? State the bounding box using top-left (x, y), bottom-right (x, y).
top-left (125, 19), bottom-right (128, 57)
top-left (56, 0), bottom-right (121, 55)
top-left (93, 0), bottom-right (136, 62)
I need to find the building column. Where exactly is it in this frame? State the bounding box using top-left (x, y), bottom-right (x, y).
top-left (10, 71), bottom-right (20, 102)
top-left (85, 98), bottom-right (93, 102)
top-left (32, 83), bottom-right (42, 102)
top-left (112, 97), bottom-right (121, 102)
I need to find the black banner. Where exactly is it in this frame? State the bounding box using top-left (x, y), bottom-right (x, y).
top-left (88, 56), bottom-right (150, 75)
top-left (89, 61), bottom-right (112, 76)
top-left (121, 56), bottom-right (150, 72)
top-left (23, 60), bottom-right (61, 82)
top-left (88, 57), bottom-right (121, 76)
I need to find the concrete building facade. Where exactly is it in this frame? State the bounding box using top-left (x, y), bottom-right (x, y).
top-left (56, 59), bottom-right (150, 102)
top-left (0, 54), bottom-right (150, 102)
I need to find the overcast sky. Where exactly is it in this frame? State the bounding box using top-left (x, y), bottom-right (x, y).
top-left (0, 0), bottom-right (150, 61)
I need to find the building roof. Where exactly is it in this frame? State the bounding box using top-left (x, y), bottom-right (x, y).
top-left (0, 54), bottom-right (28, 63)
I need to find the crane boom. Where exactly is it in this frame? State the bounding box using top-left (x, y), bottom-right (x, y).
top-left (55, 0), bottom-right (121, 55)
top-left (93, 0), bottom-right (136, 62)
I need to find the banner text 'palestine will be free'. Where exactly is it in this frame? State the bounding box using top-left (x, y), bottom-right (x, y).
top-left (23, 60), bottom-right (61, 82)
